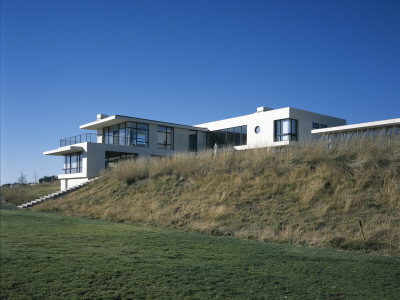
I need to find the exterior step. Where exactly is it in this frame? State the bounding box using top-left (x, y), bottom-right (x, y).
top-left (18, 177), bottom-right (100, 209)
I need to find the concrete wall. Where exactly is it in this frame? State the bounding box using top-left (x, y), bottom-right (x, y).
top-left (60, 177), bottom-right (89, 190)
top-left (289, 108), bottom-right (346, 143)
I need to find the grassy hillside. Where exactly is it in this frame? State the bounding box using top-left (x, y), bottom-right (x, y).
top-left (2, 210), bottom-right (400, 299)
top-left (35, 138), bottom-right (400, 255)
top-left (1, 181), bottom-right (60, 207)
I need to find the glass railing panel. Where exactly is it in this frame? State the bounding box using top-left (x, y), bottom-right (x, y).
top-left (60, 133), bottom-right (99, 147)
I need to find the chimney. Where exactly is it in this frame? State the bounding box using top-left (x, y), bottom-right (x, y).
top-left (97, 114), bottom-right (109, 120)
top-left (257, 107), bottom-right (272, 113)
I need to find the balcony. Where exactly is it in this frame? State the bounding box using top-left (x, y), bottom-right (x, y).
top-left (60, 133), bottom-right (99, 147)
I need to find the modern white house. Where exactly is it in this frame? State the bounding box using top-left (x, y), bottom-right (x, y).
top-left (45, 106), bottom-right (347, 190)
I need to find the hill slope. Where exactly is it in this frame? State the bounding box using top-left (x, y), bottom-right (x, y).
top-left (35, 138), bottom-right (400, 255)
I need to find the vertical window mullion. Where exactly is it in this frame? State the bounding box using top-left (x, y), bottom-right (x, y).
top-left (117, 124), bottom-right (120, 145)
top-left (171, 128), bottom-right (174, 150)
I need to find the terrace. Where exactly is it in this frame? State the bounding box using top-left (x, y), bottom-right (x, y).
top-left (60, 133), bottom-right (99, 147)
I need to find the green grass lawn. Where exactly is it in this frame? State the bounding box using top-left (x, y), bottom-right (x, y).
top-left (1, 210), bottom-right (399, 299)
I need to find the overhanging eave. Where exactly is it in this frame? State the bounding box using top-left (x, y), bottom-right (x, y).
top-left (44, 146), bottom-right (84, 156)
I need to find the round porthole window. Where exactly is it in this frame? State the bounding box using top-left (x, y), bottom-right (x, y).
top-left (255, 126), bottom-right (261, 134)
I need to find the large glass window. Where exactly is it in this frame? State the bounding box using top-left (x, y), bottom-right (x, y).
top-left (64, 152), bottom-right (82, 174)
top-left (105, 151), bottom-right (137, 168)
top-left (275, 119), bottom-right (298, 141)
top-left (118, 123), bottom-right (126, 146)
top-left (158, 126), bottom-right (174, 149)
top-left (206, 125), bottom-right (247, 148)
top-left (242, 125), bottom-right (247, 145)
top-left (136, 123), bottom-right (149, 147)
top-left (103, 122), bottom-right (148, 147)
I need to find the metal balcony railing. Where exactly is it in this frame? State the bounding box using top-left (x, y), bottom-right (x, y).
top-left (60, 133), bottom-right (99, 147)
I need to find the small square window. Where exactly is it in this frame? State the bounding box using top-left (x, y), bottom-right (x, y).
top-left (312, 123), bottom-right (320, 129)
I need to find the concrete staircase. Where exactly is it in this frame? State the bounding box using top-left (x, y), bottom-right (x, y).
top-left (18, 177), bottom-right (100, 209)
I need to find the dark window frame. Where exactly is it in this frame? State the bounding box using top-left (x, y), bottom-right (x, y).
top-left (63, 152), bottom-right (82, 174)
top-left (206, 125), bottom-right (247, 148)
top-left (274, 119), bottom-right (298, 142)
top-left (313, 122), bottom-right (328, 129)
top-left (103, 122), bottom-right (149, 147)
top-left (157, 126), bottom-right (174, 150)
top-left (105, 151), bottom-right (138, 168)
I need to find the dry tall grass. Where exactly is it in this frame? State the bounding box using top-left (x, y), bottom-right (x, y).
top-left (1, 181), bottom-right (60, 206)
top-left (35, 137), bottom-right (400, 255)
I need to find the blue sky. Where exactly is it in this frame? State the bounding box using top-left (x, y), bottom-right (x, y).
top-left (1, 0), bottom-right (399, 184)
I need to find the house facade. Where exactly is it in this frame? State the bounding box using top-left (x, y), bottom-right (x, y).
top-left (44, 106), bottom-right (346, 190)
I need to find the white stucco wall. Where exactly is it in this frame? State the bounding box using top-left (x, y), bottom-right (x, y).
top-left (289, 108), bottom-right (346, 143)
top-left (60, 178), bottom-right (90, 190)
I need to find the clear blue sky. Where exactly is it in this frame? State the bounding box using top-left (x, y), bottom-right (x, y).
top-left (1, 0), bottom-right (399, 184)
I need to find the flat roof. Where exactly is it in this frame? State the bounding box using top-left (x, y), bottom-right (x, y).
top-left (312, 118), bottom-right (400, 135)
top-left (80, 115), bottom-right (208, 131)
top-left (44, 145), bottom-right (84, 156)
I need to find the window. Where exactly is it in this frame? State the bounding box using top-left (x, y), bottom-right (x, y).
top-left (103, 122), bottom-right (148, 147)
top-left (312, 123), bottom-right (328, 129)
top-left (105, 151), bottom-right (137, 168)
top-left (242, 126), bottom-right (247, 144)
top-left (189, 130), bottom-right (197, 152)
top-left (255, 126), bottom-right (261, 134)
top-left (275, 119), bottom-right (298, 141)
top-left (206, 125), bottom-right (247, 148)
top-left (158, 126), bottom-right (174, 149)
top-left (64, 152), bottom-right (82, 174)
top-left (118, 123), bottom-right (126, 145)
